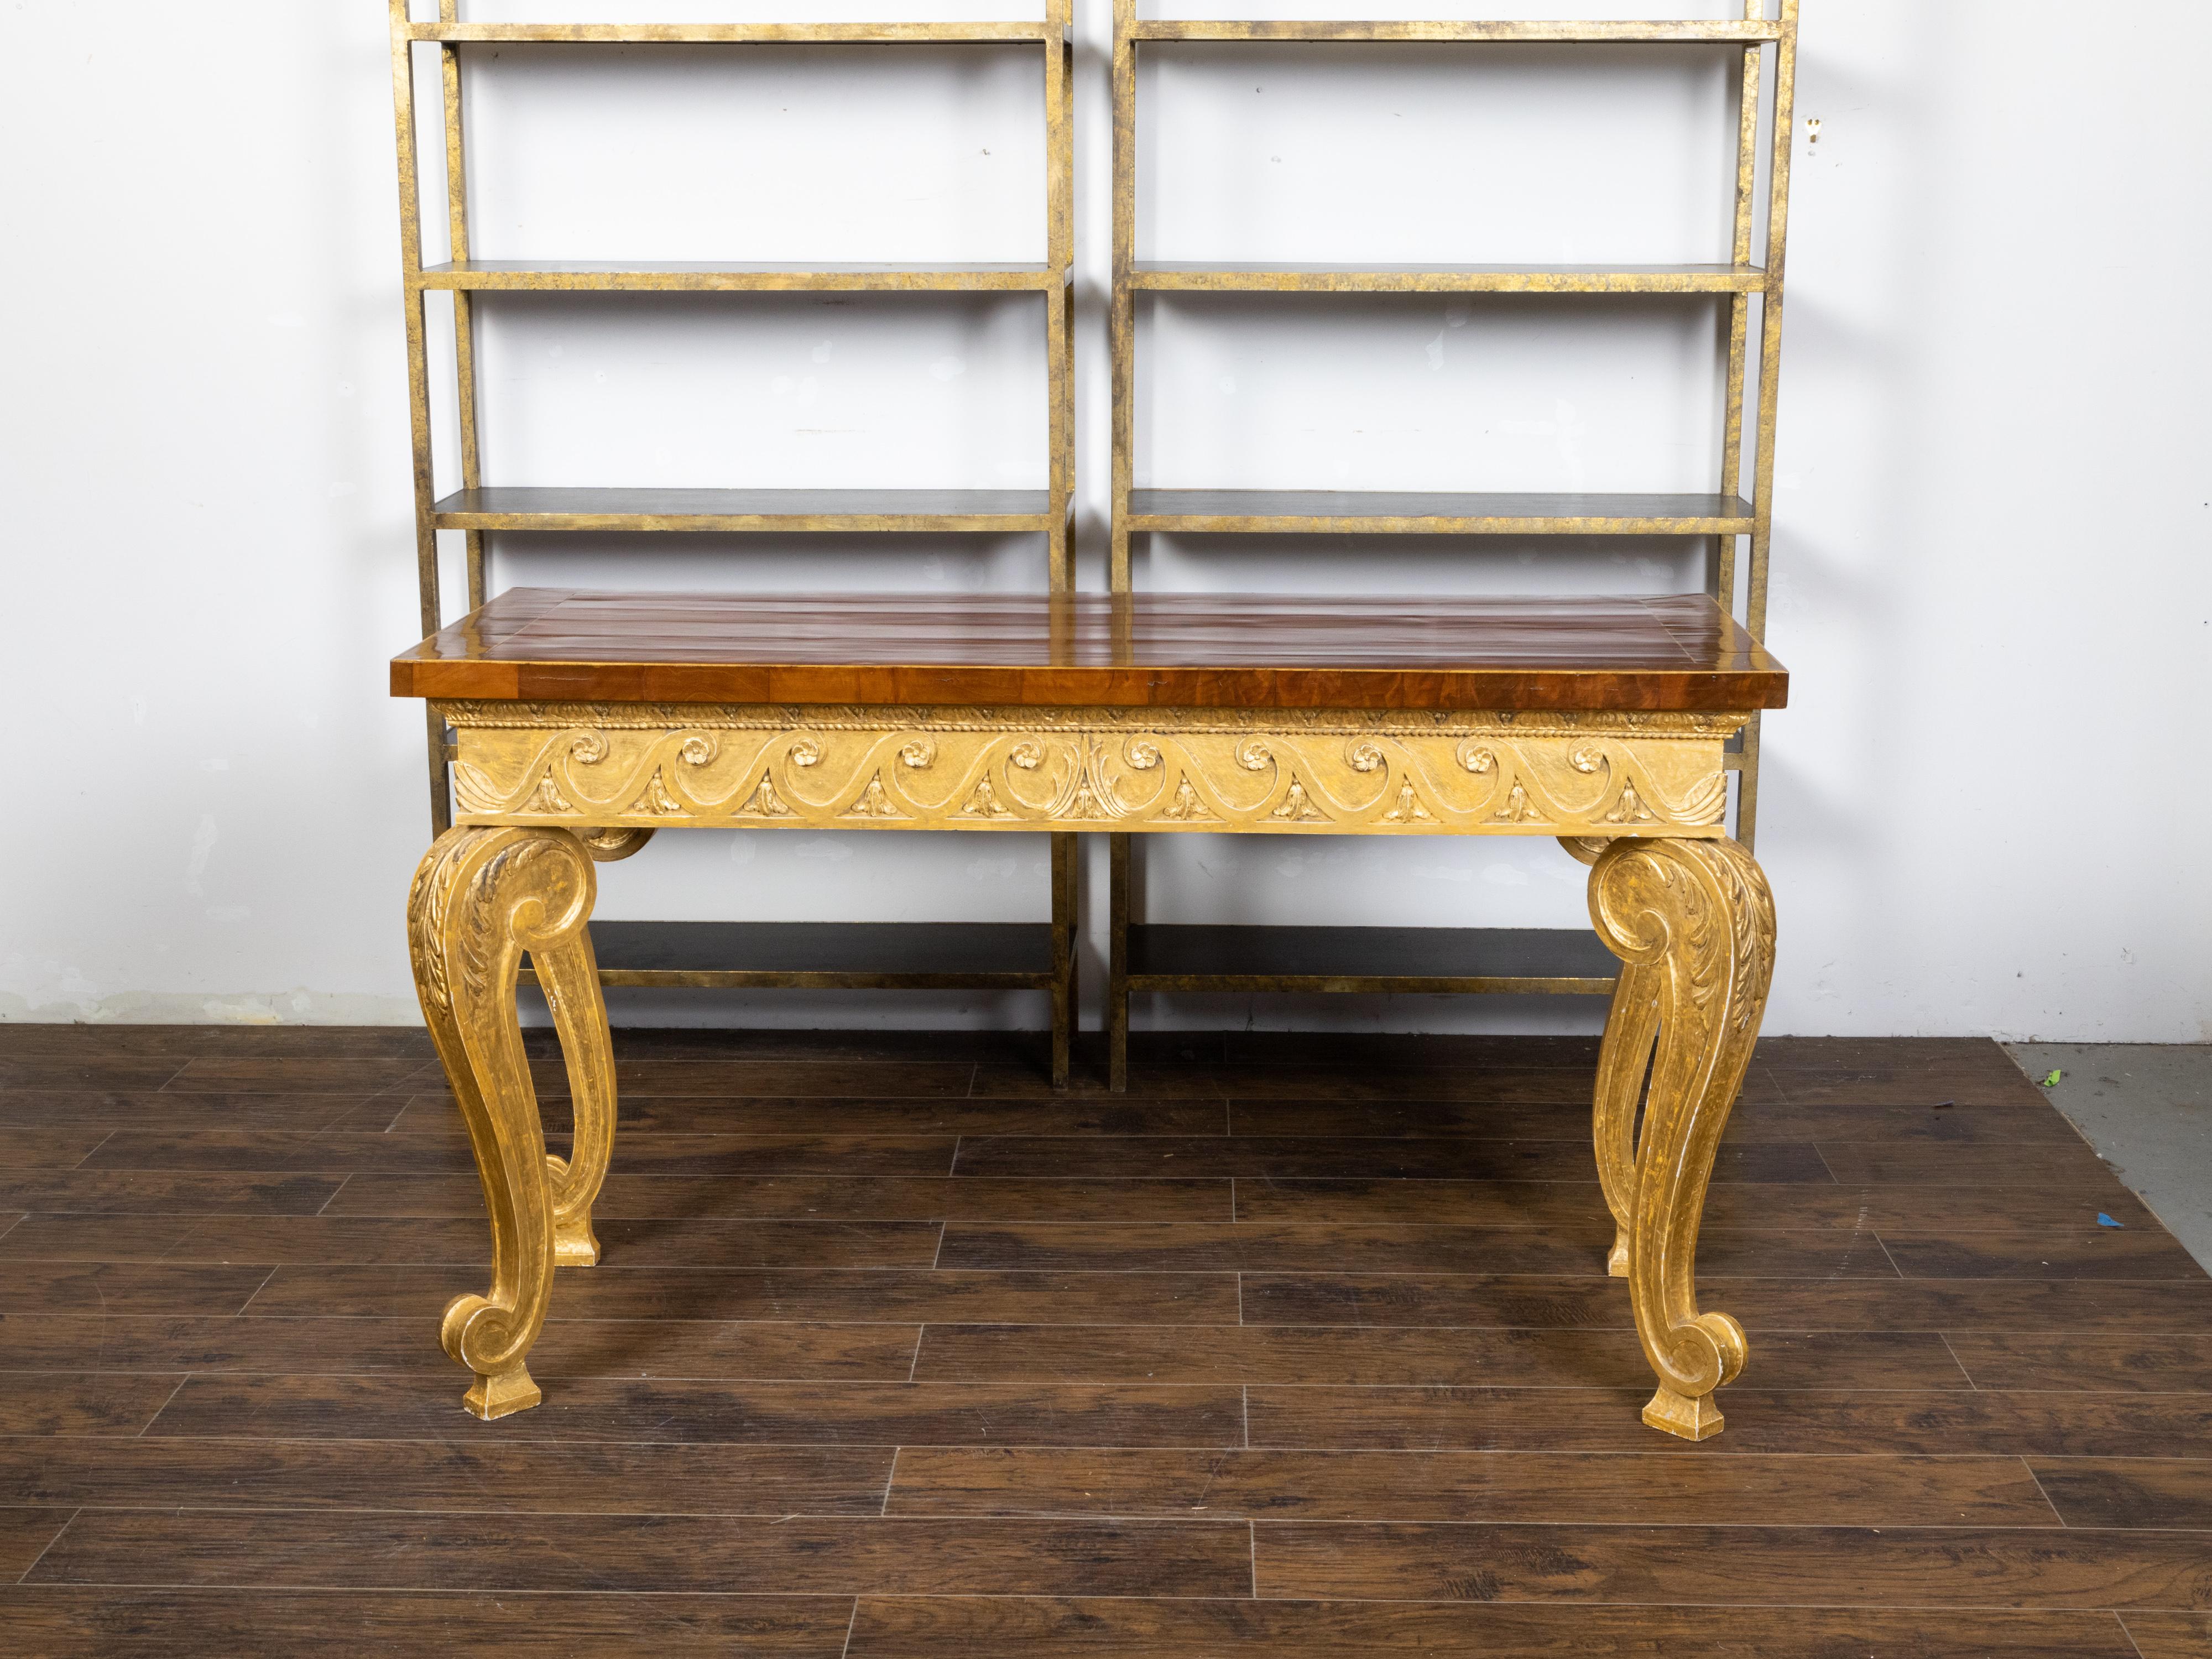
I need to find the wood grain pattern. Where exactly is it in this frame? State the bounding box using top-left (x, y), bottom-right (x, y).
top-left (0, 1510), bottom-right (77, 1579)
top-left (1245, 1387), bottom-right (2212, 1457)
top-left (1253, 1522), bottom-right (2212, 1606)
top-left (1230, 1176), bottom-right (2160, 1233)
top-left (2, 1027), bottom-right (2205, 1650)
top-left (0, 1438), bottom-right (899, 1515)
top-left (910, 1325), bottom-right (1971, 1392)
top-left (0, 1589), bottom-right (859, 1656)
top-left (390, 588), bottom-right (1789, 711)
top-left (0, 1373), bottom-right (189, 1436)
top-left (29, 1511), bottom-right (1254, 1597)
top-left (328, 1171), bottom-right (1236, 1222)
top-left (0, 1316), bottom-right (920, 1381)
top-left (845, 1599), bottom-right (2142, 1658)
top-left (1945, 1331), bottom-right (2212, 1392)
top-left (396, 1089), bottom-right (1223, 1138)
top-left (2123, 1613), bottom-right (2212, 1659)
top-left (1240, 1272), bottom-right (2212, 1331)
top-left (933, 1220), bottom-right (1892, 1279)
top-left (2027, 1460), bottom-right (2212, 1530)
top-left (885, 1447), bottom-right (2058, 1526)
top-left (951, 1135), bottom-right (1834, 1182)
top-left (146, 1375), bottom-right (1246, 1447)
top-left (0, 1126), bottom-right (132, 1167)
top-left (0, 1261), bottom-right (276, 1316)
top-left (242, 1264), bottom-right (1242, 1325)
top-left (0, 1213), bottom-right (958, 1270)
top-left (0, 1093), bottom-right (396, 1132)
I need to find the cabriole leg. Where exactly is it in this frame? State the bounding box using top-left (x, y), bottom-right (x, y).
top-left (406, 825), bottom-right (613, 1419)
top-left (1562, 836), bottom-right (1659, 1279)
top-left (1585, 834), bottom-right (1776, 1442)
top-left (1593, 959), bottom-right (1663, 1279)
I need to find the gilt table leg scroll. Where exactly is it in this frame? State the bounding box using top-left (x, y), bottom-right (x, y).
top-left (1580, 834), bottom-right (1777, 1442)
top-left (405, 825), bottom-right (618, 1420)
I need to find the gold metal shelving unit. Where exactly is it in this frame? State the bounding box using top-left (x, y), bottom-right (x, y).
top-left (1104, 0), bottom-right (1797, 1088)
top-left (389, 1), bottom-right (1081, 1084)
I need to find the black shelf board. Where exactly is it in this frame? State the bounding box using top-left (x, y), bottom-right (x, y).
top-left (520, 921), bottom-right (1059, 991)
top-left (1124, 925), bottom-right (1619, 994)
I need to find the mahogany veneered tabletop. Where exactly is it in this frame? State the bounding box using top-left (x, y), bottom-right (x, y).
top-left (392, 588), bottom-right (1788, 712)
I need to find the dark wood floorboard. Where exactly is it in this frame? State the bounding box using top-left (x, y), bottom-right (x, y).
top-left (1240, 1272), bottom-right (2212, 1329)
top-left (77, 1130), bottom-right (962, 1177)
top-left (1253, 1521), bottom-right (2212, 1607)
top-left (0, 1507), bottom-right (77, 1577)
top-left (0, 1588), bottom-right (858, 1656)
top-left (1246, 1386), bottom-right (2212, 1456)
top-left (0, 1374), bottom-right (187, 1436)
top-left (844, 1598), bottom-right (2143, 1658)
top-left (0, 1315), bottom-right (921, 1380)
top-left (2027, 1458), bottom-right (2212, 1529)
top-left (27, 1510), bottom-right (1253, 1596)
top-left (1231, 1176), bottom-right (2166, 1232)
top-left (0, 1027), bottom-right (2204, 1649)
top-left (932, 1219), bottom-right (1896, 1277)
top-left (0, 1093), bottom-right (399, 1131)
top-left (329, 1171), bottom-right (1237, 1222)
top-left (242, 1264), bottom-right (1243, 1323)
top-left (146, 1375), bottom-right (1248, 1447)
top-left (0, 1437), bottom-right (898, 1514)
top-left (0, 1262), bottom-right (275, 1316)
top-left (1230, 1097), bottom-right (2089, 1142)
top-left (0, 1213), bottom-right (950, 1269)
top-left (391, 1092), bottom-right (1229, 1137)
top-left (0, 1171), bottom-right (351, 1215)
top-left (951, 1135), bottom-right (1835, 1181)
top-left (883, 1447), bottom-right (2059, 1525)
top-left (2124, 1611), bottom-right (2212, 1659)
top-left (909, 1324), bottom-right (1974, 1390)
top-left (1946, 1331), bottom-right (2212, 1391)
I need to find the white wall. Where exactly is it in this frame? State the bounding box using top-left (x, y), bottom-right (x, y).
top-left (3, 0), bottom-right (2206, 1040)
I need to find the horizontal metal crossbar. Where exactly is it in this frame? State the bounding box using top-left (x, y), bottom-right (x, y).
top-left (1129, 262), bottom-right (1768, 295)
top-left (1124, 489), bottom-right (1756, 536)
top-left (514, 920), bottom-right (1062, 992)
top-left (416, 260), bottom-right (1067, 293)
top-left (1123, 924), bottom-right (1621, 996)
top-left (1128, 19), bottom-right (1783, 44)
top-left (431, 486), bottom-right (1060, 534)
top-left (404, 22), bottom-right (1057, 45)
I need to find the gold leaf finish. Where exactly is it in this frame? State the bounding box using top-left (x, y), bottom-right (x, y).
top-left (405, 825), bottom-right (617, 1420)
top-left (1588, 835), bottom-right (1776, 1441)
top-left (578, 827), bottom-right (653, 862)
top-left (441, 704), bottom-right (1743, 840)
top-left (404, 776), bottom-right (1778, 1438)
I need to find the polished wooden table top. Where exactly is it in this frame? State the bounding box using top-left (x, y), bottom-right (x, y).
top-left (392, 588), bottom-right (1787, 712)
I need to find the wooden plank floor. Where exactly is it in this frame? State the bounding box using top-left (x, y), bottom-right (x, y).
top-left (0, 1025), bottom-right (2206, 1656)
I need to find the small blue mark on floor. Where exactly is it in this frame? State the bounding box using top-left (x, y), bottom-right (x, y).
top-left (2097, 1213), bottom-right (2124, 1228)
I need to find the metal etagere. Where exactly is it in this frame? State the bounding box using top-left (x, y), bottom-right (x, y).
top-left (389, 2), bottom-right (1082, 1084)
top-left (1104, 0), bottom-right (1797, 1088)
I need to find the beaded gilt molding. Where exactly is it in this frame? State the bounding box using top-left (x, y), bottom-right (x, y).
top-left (440, 703), bottom-right (1747, 837)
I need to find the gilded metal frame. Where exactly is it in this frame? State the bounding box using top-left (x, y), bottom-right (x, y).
top-left (1104, 0), bottom-right (1797, 1086)
top-left (388, 2), bottom-right (1079, 1078)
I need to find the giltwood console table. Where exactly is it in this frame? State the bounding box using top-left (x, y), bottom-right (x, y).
top-left (392, 587), bottom-right (1788, 1441)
